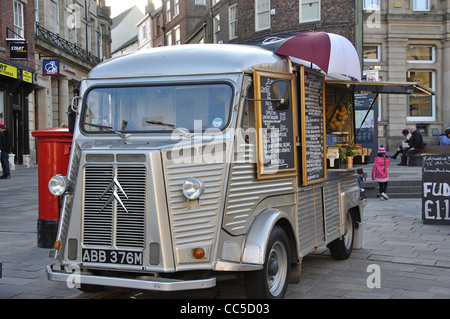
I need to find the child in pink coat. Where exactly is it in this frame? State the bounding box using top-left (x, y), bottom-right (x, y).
top-left (372, 145), bottom-right (391, 200)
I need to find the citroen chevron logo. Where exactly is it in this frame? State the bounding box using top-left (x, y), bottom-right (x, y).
top-left (99, 177), bottom-right (129, 214)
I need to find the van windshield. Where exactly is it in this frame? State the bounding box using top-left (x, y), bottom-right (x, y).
top-left (82, 83), bottom-right (233, 133)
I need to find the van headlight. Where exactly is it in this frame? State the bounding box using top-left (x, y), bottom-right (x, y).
top-left (48, 174), bottom-right (71, 196)
top-left (182, 177), bottom-right (205, 200)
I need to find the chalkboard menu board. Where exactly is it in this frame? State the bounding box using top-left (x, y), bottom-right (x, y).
top-left (422, 154), bottom-right (450, 225)
top-left (253, 69), bottom-right (297, 179)
top-left (300, 66), bottom-right (327, 185)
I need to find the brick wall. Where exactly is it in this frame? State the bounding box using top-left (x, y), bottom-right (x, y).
top-left (217, 0), bottom-right (356, 45)
top-left (0, 0), bottom-right (36, 71)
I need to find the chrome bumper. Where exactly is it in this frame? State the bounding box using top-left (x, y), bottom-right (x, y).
top-left (46, 264), bottom-right (216, 291)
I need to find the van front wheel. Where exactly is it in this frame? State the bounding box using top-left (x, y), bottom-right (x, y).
top-left (244, 226), bottom-right (290, 299)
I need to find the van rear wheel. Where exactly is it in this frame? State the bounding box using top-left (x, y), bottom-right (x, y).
top-left (328, 211), bottom-right (354, 260)
top-left (244, 226), bottom-right (290, 299)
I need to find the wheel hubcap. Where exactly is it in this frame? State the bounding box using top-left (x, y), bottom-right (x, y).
top-left (267, 241), bottom-right (288, 296)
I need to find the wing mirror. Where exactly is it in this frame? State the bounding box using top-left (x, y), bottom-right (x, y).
top-left (270, 80), bottom-right (291, 112)
top-left (245, 79), bottom-right (291, 112)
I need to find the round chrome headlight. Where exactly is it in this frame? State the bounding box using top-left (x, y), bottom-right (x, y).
top-left (48, 174), bottom-right (70, 196)
top-left (182, 177), bottom-right (205, 200)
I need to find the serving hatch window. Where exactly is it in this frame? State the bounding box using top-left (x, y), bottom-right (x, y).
top-left (82, 83), bottom-right (233, 133)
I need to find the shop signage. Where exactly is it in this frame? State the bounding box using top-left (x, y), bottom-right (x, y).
top-left (43, 59), bottom-right (59, 75)
top-left (422, 154), bottom-right (450, 225)
top-left (9, 41), bottom-right (28, 60)
top-left (0, 62), bottom-right (18, 79)
top-left (63, 64), bottom-right (76, 75)
top-left (22, 70), bottom-right (33, 83)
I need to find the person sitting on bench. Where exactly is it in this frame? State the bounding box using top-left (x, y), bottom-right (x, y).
top-left (390, 128), bottom-right (410, 159)
top-left (399, 126), bottom-right (424, 166)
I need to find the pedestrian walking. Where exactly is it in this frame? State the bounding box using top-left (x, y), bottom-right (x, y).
top-left (0, 124), bottom-right (12, 179)
top-left (372, 145), bottom-right (390, 200)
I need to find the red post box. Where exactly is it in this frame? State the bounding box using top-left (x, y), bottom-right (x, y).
top-left (32, 128), bottom-right (73, 248)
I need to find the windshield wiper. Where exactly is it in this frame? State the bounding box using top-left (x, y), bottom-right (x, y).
top-left (146, 120), bottom-right (191, 138)
top-left (84, 122), bottom-right (129, 140)
top-left (145, 120), bottom-right (176, 129)
top-left (84, 122), bottom-right (113, 130)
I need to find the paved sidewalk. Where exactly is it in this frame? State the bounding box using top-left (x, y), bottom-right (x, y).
top-left (0, 166), bottom-right (79, 299)
top-left (1, 165), bottom-right (449, 299)
top-left (290, 197), bottom-right (450, 299)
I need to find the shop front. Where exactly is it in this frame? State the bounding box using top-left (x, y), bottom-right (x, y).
top-left (0, 60), bottom-right (35, 165)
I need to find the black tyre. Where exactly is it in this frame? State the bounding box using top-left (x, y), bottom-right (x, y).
top-left (244, 225), bottom-right (290, 299)
top-left (328, 211), bottom-right (355, 260)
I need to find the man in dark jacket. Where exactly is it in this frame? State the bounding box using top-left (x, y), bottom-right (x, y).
top-left (0, 124), bottom-right (12, 179)
top-left (399, 126), bottom-right (424, 167)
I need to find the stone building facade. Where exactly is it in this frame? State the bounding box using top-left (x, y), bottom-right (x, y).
top-left (32, 0), bottom-right (111, 164)
top-left (1, 0), bottom-right (111, 165)
top-left (363, 0), bottom-right (450, 149)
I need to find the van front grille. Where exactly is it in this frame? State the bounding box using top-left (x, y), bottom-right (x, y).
top-left (82, 164), bottom-right (147, 249)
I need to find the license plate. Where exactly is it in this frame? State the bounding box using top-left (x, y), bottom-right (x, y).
top-left (82, 248), bottom-right (143, 265)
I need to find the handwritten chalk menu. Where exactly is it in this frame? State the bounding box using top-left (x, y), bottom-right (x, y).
top-left (422, 154), bottom-right (450, 225)
top-left (253, 69), bottom-right (297, 179)
top-left (301, 66), bottom-right (327, 185)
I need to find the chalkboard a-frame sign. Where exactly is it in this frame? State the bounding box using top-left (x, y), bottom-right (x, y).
top-left (300, 66), bottom-right (327, 186)
top-left (253, 69), bottom-right (298, 180)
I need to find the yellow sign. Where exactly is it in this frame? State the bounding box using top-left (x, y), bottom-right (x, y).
top-left (0, 62), bottom-right (18, 79)
top-left (393, 2), bottom-right (402, 8)
top-left (22, 70), bottom-right (33, 83)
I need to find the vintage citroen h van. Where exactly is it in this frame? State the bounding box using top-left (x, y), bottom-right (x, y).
top-left (46, 44), bottom-right (364, 299)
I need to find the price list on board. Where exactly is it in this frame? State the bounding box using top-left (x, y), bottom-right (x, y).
top-left (302, 69), bottom-right (326, 184)
top-left (259, 76), bottom-right (295, 174)
top-left (422, 154), bottom-right (450, 225)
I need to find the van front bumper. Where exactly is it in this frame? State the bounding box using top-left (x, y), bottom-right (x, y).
top-left (46, 264), bottom-right (216, 291)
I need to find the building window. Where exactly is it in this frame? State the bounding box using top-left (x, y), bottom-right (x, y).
top-left (229, 4), bottom-right (237, 40)
top-left (363, 0), bottom-right (380, 10)
top-left (166, 0), bottom-right (171, 22)
top-left (413, 0), bottom-right (430, 11)
top-left (213, 14), bottom-right (220, 43)
top-left (174, 25), bottom-right (181, 45)
top-left (407, 45), bottom-right (435, 63)
top-left (363, 45), bottom-right (381, 62)
top-left (299, 0), bottom-right (321, 23)
top-left (13, 0), bottom-right (24, 38)
top-left (407, 70), bottom-right (435, 120)
top-left (140, 23), bottom-right (147, 43)
top-left (174, 0), bottom-right (179, 17)
top-left (156, 15), bottom-right (162, 35)
top-left (167, 31), bottom-right (172, 46)
top-left (255, 0), bottom-right (270, 31)
top-left (195, 0), bottom-right (206, 5)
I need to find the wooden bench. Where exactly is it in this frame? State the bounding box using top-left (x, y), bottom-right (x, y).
top-left (415, 145), bottom-right (450, 165)
top-left (423, 145), bottom-right (450, 154)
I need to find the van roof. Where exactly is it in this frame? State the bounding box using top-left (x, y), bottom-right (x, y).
top-left (88, 44), bottom-right (288, 79)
